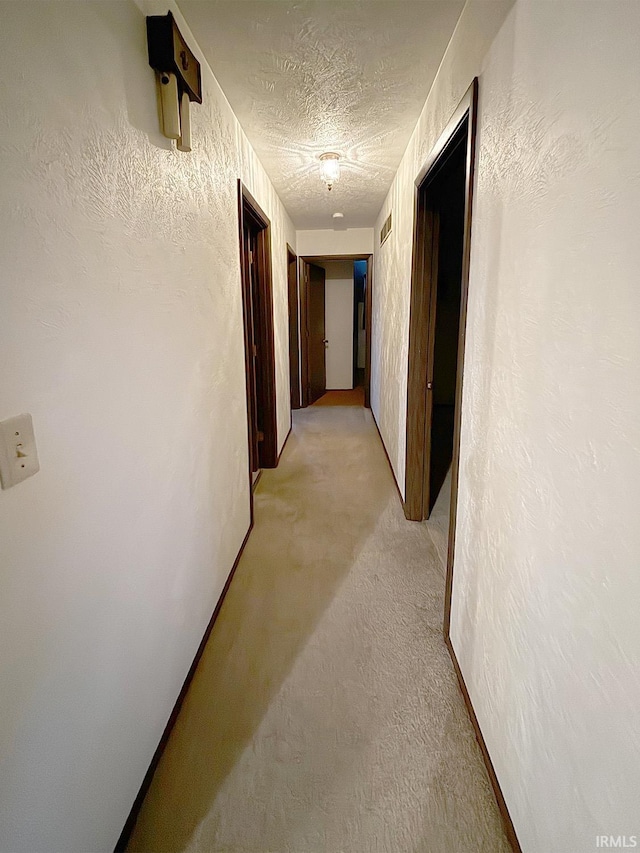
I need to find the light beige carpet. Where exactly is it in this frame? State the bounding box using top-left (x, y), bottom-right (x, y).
top-left (128, 405), bottom-right (511, 853)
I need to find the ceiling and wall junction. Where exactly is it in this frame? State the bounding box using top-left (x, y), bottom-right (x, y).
top-left (178, 0), bottom-right (466, 228)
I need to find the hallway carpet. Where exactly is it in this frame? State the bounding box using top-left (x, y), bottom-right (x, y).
top-left (128, 405), bottom-right (511, 853)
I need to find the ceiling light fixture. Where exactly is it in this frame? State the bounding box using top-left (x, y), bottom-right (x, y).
top-left (319, 152), bottom-right (340, 191)
top-left (332, 212), bottom-right (344, 219)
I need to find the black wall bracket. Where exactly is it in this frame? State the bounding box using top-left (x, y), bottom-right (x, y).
top-left (146, 12), bottom-right (202, 150)
top-left (146, 11), bottom-right (202, 103)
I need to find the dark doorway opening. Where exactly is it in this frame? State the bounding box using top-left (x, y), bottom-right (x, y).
top-left (403, 79), bottom-right (478, 628)
top-left (237, 181), bottom-right (278, 491)
top-left (424, 135), bottom-right (466, 516)
top-left (303, 261), bottom-right (327, 405)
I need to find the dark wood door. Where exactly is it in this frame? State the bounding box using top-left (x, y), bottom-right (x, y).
top-left (306, 262), bottom-right (326, 404)
top-left (242, 219), bottom-right (262, 473)
top-left (237, 180), bottom-right (278, 502)
top-left (287, 248), bottom-right (300, 409)
top-left (422, 137), bottom-right (467, 516)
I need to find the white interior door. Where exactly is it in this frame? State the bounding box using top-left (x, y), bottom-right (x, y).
top-left (324, 262), bottom-right (354, 389)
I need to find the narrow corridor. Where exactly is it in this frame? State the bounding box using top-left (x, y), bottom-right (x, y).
top-left (128, 398), bottom-right (510, 853)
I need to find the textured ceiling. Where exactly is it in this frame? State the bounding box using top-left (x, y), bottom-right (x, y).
top-left (178, 1), bottom-right (465, 229)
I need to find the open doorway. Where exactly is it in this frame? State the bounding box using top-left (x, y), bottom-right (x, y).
top-left (304, 261), bottom-right (327, 405)
top-left (237, 181), bottom-right (278, 497)
top-left (286, 244), bottom-right (301, 410)
top-left (299, 254), bottom-right (372, 408)
top-left (403, 80), bottom-right (478, 635)
top-left (353, 260), bottom-right (368, 391)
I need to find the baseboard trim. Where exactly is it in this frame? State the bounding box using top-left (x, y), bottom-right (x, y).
top-left (276, 423), bottom-right (293, 465)
top-left (371, 406), bottom-right (519, 849)
top-left (445, 636), bottom-right (523, 853)
top-left (114, 521), bottom-right (254, 852)
top-left (370, 407), bottom-right (404, 507)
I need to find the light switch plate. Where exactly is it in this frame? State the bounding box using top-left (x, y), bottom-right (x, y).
top-left (0, 414), bottom-right (40, 489)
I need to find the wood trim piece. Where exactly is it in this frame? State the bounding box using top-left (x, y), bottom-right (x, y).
top-left (414, 82), bottom-right (477, 189)
top-left (300, 254), bottom-right (369, 263)
top-left (255, 218), bottom-right (277, 468)
top-left (114, 521), bottom-right (254, 852)
top-left (299, 259), bottom-right (310, 408)
top-left (405, 204), bottom-right (438, 520)
top-left (421, 213), bottom-right (441, 512)
top-left (237, 183), bottom-right (257, 519)
top-left (286, 244), bottom-right (301, 410)
top-left (364, 255), bottom-right (373, 409)
top-left (238, 180), bottom-right (278, 471)
top-left (445, 636), bottom-right (523, 853)
top-left (443, 79), bottom-right (479, 640)
top-left (239, 181), bottom-right (270, 229)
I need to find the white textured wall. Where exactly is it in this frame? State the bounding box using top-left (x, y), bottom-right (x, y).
top-left (451, 3), bottom-right (640, 851)
top-left (297, 228), bottom-right (374, 257)
top-left (373, 0), bottom-right (640, 850)
top-left (323, 261), bottom-right (354, 390)
top-left (0, 2), bottom-right (294, 851)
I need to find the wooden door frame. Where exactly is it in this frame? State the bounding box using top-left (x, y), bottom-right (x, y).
top-left (286, 244), bottom-right (301, 410)
top-left (298, 258), bottom-right (312, 408)
top-left (363, 255), bottom-right (373, 408)
top-left (299, 253), bottom-right (373, 408)
top-left (237, 180), bottom-right (278, 492)
top-left (403, 79), bottom-right (478, 635)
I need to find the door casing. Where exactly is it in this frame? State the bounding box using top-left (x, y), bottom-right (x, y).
top-left (403, 79), bottom-right (478, 639)
top-left (287, 244), bottom-right (301, 410)
top-left (305, 262), bottom-right (327, 405)
top-left (237, 181), bottom-right (278, 507)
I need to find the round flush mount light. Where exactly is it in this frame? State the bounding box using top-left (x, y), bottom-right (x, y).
top-left (319, 152), bottom-right (340, 191)
top-left (332, 212), bottom-right (344, 219)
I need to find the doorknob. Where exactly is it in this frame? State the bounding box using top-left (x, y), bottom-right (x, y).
top-left (323, 339), bottom-right (329, 347)
top-left (427, 381), bottom-right (433, 390)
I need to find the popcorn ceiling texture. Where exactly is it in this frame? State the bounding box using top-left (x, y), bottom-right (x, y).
top-left (178, 0), bottom-right (465, 229)
top-left (373, 0), bottom-right (640, 850)
top-left (0, 1), bottom-right (294, 850)
top-left (128, 403), bottom-right (511, 853)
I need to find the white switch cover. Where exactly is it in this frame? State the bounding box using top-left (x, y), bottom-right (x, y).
top-left (0, 414), bottom-right (40, 489)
